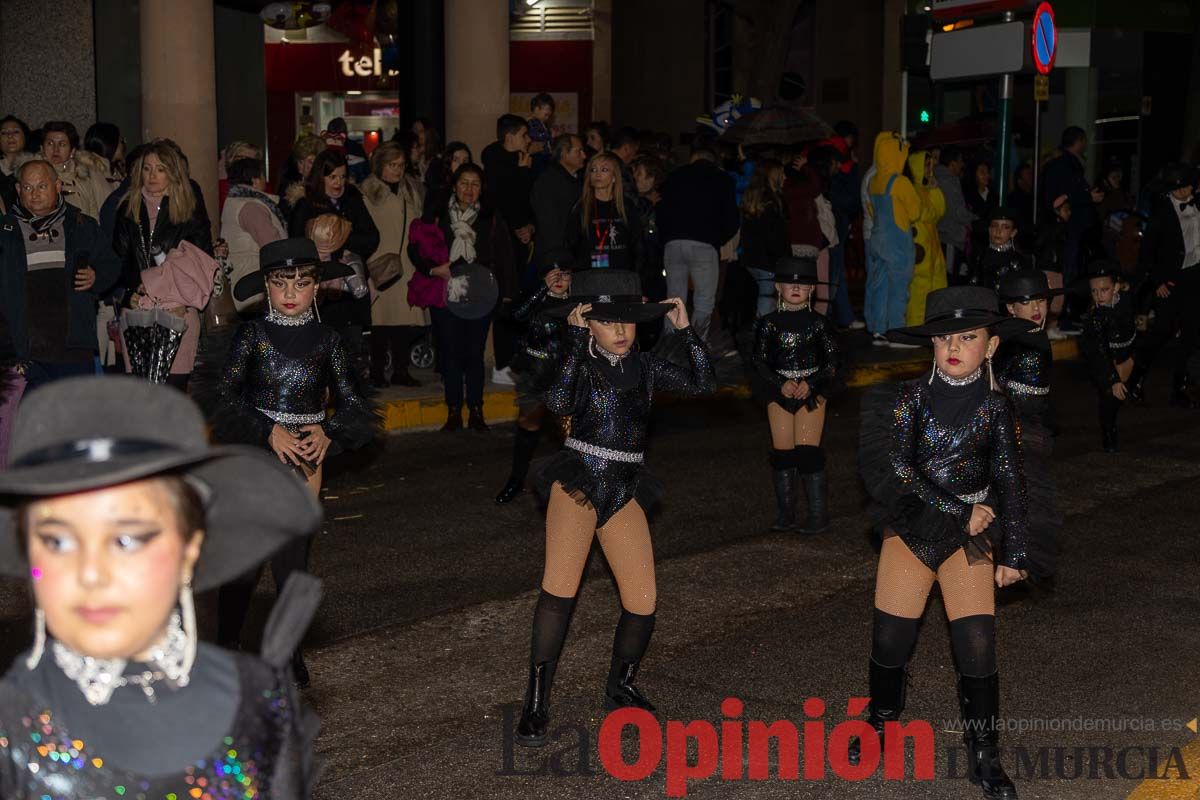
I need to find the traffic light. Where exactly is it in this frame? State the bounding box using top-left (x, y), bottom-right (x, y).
top-left (919, 109), bottom-right (931, 124)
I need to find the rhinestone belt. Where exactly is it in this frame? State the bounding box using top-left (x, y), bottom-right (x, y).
top-left (1005, 380), bottom-right (1049, 396)
top-left (258, 408), bottom-right (326, 426)
top-left (957, 488), bottom-right (989, 505)
top-left (1110, 334), bottom-right (1135, 349)
top-left (565, 438), bottom-right (644, 464)
top-left (778, 367), bottom-right (818, 380)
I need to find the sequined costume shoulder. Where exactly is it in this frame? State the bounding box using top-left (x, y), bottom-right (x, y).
top-left (859, 376), bottom-right (1030, 572)
top-left (535, 326), bottom-right (715, 525)
top-left (750, 308), bottom-right (841, 412)
top-left (0, 652), bottom-right (304, 799)
top-left (212, 318), bottom-right (378, 452)
top-left (995, 333), bottom-right (1054, 432)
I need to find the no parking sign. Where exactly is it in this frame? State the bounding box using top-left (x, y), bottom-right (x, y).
top-left (1031, 2), bottom-right (1057, 74)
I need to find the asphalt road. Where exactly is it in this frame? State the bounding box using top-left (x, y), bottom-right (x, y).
top-left (1, 358), bottom-right (1198, 799)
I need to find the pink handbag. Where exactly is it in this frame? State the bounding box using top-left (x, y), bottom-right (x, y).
top-left (407, 218), bottom-right (449, 309)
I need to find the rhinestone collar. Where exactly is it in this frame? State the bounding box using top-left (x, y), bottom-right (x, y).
top-left (935, 366), bottom-right (983, 386)
top-left (266, 306), bottom-right (315, 326)
top-left (51, 612), bottom-right (191, 706)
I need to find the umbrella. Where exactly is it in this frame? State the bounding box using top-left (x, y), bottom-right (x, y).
top-left (120, 308), bottom-right (187, 385)
top-left (720, 103), bottom-right (833, 147)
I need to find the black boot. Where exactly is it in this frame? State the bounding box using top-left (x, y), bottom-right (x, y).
top-left (291, 650), bottom-right (311, 690)
top-left (468, 404), bottom-right (489, 432)
top-left (1102, 424), bottom-right (1119, 453)
top-left (770, 468), bottom-right (798, 532)
top-left (798, 470), bottom-right (829, 535)
top-left (516, 660), bottom-right (556, 747)
top-left (847, 658), bottom-right (907, 766)
top-left (441, 405), bottom-right (463, 432)
top-left (1170, 373), bottom-right (1199, 409)
top-left (1126, 363), bottom-right (1147, 404)
top-left (497, 428), bottom-right (540, 504)
top-left (959, 672), bottom-right (1017, 799)
top-left (604, 609), bottom-right (656, 711)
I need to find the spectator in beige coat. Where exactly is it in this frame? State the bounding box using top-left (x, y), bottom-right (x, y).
top-left (362, 141), bottom-right (427, 387)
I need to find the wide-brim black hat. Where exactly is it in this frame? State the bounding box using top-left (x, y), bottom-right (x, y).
top-left (1157, 162), bottom-right (1196, 193)
top-left (232, 237), bottom-right (355, 302)
top-left (0, 376), bottom-right (322, 591)
top-left (998, 269), bottom-right (1067, 303)
top-left (1068, 258), bottom-right (1126, 294)
top-left (772, 255), bottom-right (835, 286)
top-left (544, 269), bottom-right (671, 323)
top-left (988, 206), bottom-right (1019, 224)
top-left (887, 286), bottom-right (1036, 345)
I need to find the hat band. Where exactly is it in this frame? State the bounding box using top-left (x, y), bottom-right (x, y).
top-left (12, 438), bottom-right (180, 469)
top-left (924, 308), bottom-right (995, 324)
top-left (578, 294), bottom-right (643, 304)
top-left (264, 257), bottom-right (317, 271)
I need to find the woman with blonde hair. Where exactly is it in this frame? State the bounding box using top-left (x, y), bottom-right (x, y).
top-left (361, 141), bottom-right (427, 386)
top-left (113, 140), bottom-right (215, 391)
top-left (740, 158), bottom-right (790, 316)
top-left (566, 151), bottom-right (643, 273)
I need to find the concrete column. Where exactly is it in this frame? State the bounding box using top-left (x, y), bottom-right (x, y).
top-left (592, 0), bottom-right (613, 123)
top-left (140, 0), bottom-right (219, 234)
top-left (445, 0), bottom-right (509, 159)
top-left (879, 0), bottom-right (906, 133)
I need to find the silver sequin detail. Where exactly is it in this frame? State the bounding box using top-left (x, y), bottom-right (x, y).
top-left (935, 366), bottom-right (983, 386)
top-left (565, 437), bottom-right (645, 463)
top-left (258, 408), bottom-right (325, 425)
top-left (1110, 334), bottom-right (1135, 349)
top-left (778, 367), bottom-right (819, 380)
top-left (1005, 380), bottom-right (1049, 396)
top-left (266, 306), bottom-right (315, 326)
top-left (957, 487), bottom-right (989, 504)
top-left (526, 348), bottom-right (552, 360)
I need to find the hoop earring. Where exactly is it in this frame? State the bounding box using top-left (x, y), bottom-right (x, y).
top-left (588, 334), bottom-right (598, 359)
top-left (178, 577), bottom-right (197, 686)
top-left (25, 608), bottom-right (45, 670)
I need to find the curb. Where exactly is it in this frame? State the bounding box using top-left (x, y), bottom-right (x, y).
top-left (379, 338), bottom-right (1081, 432)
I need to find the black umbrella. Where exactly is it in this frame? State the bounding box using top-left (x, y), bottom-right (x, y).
top-left (120, 308), bottom-right (187, 384)
top-left (720, 103), bottom-right (833, 146)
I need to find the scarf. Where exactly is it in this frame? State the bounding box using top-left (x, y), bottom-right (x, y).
top-left (448, 197), bottom-right (479, 263)
top-left (12, 194), bottom-right (68, 237)
top-left (227, 184), bottom-right (288, 231)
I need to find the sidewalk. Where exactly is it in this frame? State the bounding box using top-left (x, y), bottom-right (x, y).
top-left (376, 331), bottom-right (1081, 432)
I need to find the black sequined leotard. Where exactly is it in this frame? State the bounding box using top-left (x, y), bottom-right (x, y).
top-left (1080, 291), bottom-right (1138, 390)
top-left (860, 371), bottom-right (1030, 572)
top-left (213, 316), bottom-right (377, 452)
top-left (0, 646), bottom-right (310, 798)
top-left (750, 307), bottom-right (841, 412)
top-left (995, 330), bottom-right (1054, 431)
top-left (509, 286), bottom-right (572, 409)
top-left (536, 326), bottom-right (715, 525)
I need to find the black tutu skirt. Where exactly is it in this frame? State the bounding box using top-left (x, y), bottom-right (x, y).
top-left (749, 369), bottom-right (834, 413)
top-left (510, 350), bottom-right (557, 410)
top-left (859, 383), bottom-right (999, 570)
top-left (533, 448), bottom-right (664, 526)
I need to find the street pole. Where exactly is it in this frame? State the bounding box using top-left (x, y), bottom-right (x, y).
top-left (1032, 97), bottom-right (1041, 226)
top-left (996, 11), bottom-right (1015, 207)
top-left (900, 70), bottom-right (909, 139)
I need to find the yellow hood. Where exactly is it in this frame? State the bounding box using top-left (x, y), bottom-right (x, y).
top-left (870, 131), bottom-right (910, 194)
top-left (907, 150), bottom-right (929, 187)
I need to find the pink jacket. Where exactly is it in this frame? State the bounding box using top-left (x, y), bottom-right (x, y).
top-left (136, 240), bottom-right (218, 374)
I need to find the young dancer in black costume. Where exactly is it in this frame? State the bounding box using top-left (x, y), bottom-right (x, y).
top-left (495, 265), bottom-right (572, 504)
top-left (211, 237), bottom-right (379, 686)
top-left (1078, 259), bottom-right (1139, 453)
top-left (0, 377), bottom-right (323, 796)
top-left (971, 207), bottom-right (1029, 291)
top-left (750, 256), bottom-right (840, 533)
top-left (515, 269), bottom-right (715, 747)
top-left (856, 286), bottom-right (1051, 799)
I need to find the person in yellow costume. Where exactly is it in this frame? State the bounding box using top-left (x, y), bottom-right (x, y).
top-left (905, 149), bottom-right (947, 326)
top-left (865, 132), bottom-right (921, 343)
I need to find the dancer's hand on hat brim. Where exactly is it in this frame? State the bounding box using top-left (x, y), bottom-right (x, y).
top-left (297, 425), bottom-right (332, 465)
top-left (270, 424), bottom-right (307, 467)
top-left (568, 303), bottom-right (592, 328)
top-left (665, 297), bottom-right (689, 329)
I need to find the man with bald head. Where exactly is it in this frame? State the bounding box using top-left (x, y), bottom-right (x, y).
top-left (0, 159), bottom-right (119, 388)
